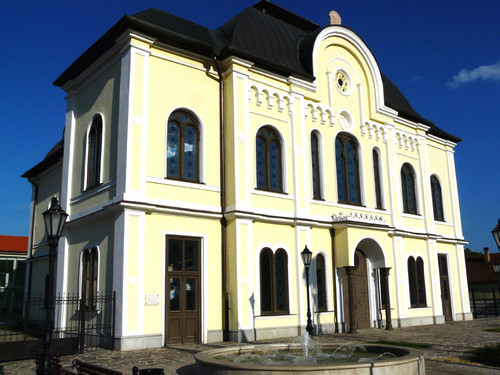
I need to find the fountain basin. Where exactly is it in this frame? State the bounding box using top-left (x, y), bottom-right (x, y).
top-left (195, 343), bottom-right (425, 375)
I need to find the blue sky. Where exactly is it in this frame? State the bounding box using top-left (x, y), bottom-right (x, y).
top-left (0, 0), bottom-right (498, 252)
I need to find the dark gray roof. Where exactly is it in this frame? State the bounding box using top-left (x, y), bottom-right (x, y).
top-left (22, 138), bottom-right (64, 179)
top-left (53, 0), bottom-right (460, 143)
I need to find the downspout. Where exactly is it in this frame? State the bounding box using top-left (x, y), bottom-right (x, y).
top-left (329, 228), bottom-right (339, 333)
top-left (213, 52), bottom-right (229, 341)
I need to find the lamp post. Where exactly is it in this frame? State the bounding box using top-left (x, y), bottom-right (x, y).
top-left (37, 197), bottom-right (68, 375)
top-left (300, 245), bottom-right (314, 337)
top-left (492, 219), bottom-right (500, 251)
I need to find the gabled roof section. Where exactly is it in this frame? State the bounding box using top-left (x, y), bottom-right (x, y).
top-left (0, 235), bottom-right (28, 254)
top-left (466, 252), bottom-right (500, 283)
top-left (382, 75), bottom-right (461, 142)
top-left (213, 7), bottom-right (314, 79)
top-left (52, 0), bottom-right (460, 143)
top-left (252, 0), bottom-right (319, 32)
top-left (22, 138), bottom-right (63, 179)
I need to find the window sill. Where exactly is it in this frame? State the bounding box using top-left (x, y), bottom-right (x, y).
top-left (71, 181), bottom-right (115, 205)
top-left (256, 314), bottom-right (296, 319)
top-left (252, 189), bottom-right (294, 200)
top-left (146, 176), bottom-right (220, 192)
top-left (409, 306), bottom-right (430, 310)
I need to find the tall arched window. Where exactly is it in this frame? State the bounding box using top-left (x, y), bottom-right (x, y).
top-left (256, 126), bottom-right (282, 192)
top-left (311, 132), bottom-right (322, 199)
top-left (82, 247), bottom-right (98, 310)
top-left (407, 256), bottom-right (426, 307)
top-left (335, 133), bottom-right (361, 204)
top-left (167, 110), bottom-right (200, 182)
top-left (259, 248), bottom-right (289, 315)
top-left (373, 149), bottom-right (383, 209)
top-left (316, 254), bottom-right (327, 311)
top-left (431, 175), bottom-right (444, 221)
top-left (86, 114), bottom-right (102, 189)
top-left (401, 163), bottom-right (417, 214)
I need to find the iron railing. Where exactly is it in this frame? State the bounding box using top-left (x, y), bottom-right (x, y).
top-left (470, 288), bottom-right (500, 318)
top-left (0, 291), bottom-right (115, 353)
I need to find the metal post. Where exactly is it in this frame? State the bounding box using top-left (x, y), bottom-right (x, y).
top-left (304, 265), bottom-right (314, 337)
top-left (379, 267), bottom-right (393, 330)
top-left (493, 288), bottom-right (498, 317)
top-left (471, 289), bottom-right (477, 319)
top-left (37, 239), bottom-right (57, 375)
top-left (344, 266), bottom-right (356, 334)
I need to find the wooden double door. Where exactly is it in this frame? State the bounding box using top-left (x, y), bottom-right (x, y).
top-left (165, 236), bottom-right (201, 344)
top-left (342, 249), bottom-right (370, 330)
top-left (438, 254), bottom-right (452, 321)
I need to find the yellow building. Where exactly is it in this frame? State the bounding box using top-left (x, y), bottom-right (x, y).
top-left (23, 1), bottom-right (471, 350)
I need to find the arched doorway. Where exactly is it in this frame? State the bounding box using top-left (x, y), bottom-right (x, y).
top-left (342, 249), bottom-right (370, 330)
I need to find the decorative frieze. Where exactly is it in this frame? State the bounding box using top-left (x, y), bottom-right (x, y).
top-left (332, 211), bottom-right (387, 224)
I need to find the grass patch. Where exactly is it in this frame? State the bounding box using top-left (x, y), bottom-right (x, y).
top-left (485, 327), bottom-right (500, 332)
top-left (469, 343), bottom-right (500, 367)
top-left (369, 340), bottom-right (431, 349)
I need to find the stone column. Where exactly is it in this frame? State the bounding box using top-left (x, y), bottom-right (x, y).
top-left (344, 266), bottom-right (356, 333)
top-left (379, 267), bottom-right (393, 330)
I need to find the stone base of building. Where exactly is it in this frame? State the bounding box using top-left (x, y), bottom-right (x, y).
top-left (397, 315), bottom-right (445, 328)
top-left (228, 323), bottom-right (338, 342)
top-left (455, 312), bottom-right (473, 321)
top-left (114, 334), bottom-right (163, 351)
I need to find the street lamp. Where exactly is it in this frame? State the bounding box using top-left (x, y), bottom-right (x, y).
top-left (492, 219), bottom-right (500, 250)
top-left (37, 196), bottom-right (68, 375)
top-left (300, 245), bottom-right (314, 337)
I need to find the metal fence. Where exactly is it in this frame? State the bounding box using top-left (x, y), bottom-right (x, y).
top-left (0, 291), bottom-right (115, 360)
top-left (469, 288), bottom-right (500, 318)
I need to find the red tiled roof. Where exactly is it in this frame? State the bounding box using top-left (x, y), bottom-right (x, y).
top-left (465, 252), bottom-right (500, 283)
top-left (0, 235), bottom-right (28, 254)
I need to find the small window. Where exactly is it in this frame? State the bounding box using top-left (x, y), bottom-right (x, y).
top-left (401, 163), bottom-right (417, 214)
top-left (167, 111), bottom-right (200, 182)
top-left (256, 126), bottom-right (283, 192)
top-left (260, 248), bottom-right (289, 315)
top-left (408, 256), bottom-right (426, 307)
top-left (86, 115), bottom-right (102, 189)
top-left (336, 133), bottom-right (361, 205)
top-left (82, 247), bottom-right (98, 310)
top-left (373, 149), bottom-right (383, 209)
top-left (431, 175), bottom-right (444, 221)
top-left (311, 132), bottom-right (322, 199)
top-left (316, 254), bottom-right (327, 311)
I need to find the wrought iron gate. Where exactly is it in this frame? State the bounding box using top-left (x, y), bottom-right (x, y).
top-left (0, 291), bottom-right (115, 361)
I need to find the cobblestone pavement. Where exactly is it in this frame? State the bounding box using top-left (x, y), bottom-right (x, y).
top-left (1, 317), bottom-right (499, 375)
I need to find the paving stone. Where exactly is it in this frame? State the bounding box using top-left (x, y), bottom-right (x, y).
top-left (1, 317), bottom-right (499, 374)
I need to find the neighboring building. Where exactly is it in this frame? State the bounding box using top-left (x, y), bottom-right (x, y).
top-left (465, 248), bottom-right (500, 290)
top-left (23, 1), bottom-right (471, 350)
top-left (0, 235), bottom-right (28, 317)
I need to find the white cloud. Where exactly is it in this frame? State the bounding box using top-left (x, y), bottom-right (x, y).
top-left (448, 59), bottom-right (500, 88)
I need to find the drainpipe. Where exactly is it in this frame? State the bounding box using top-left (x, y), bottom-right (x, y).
top-left (329, 228), bottom-right (339, 333)
top-left (213, 52), bottom-right (229, 341)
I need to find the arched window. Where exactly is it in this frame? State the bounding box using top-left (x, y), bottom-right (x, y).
top-left (259, 248), bottom-right (289, 315)
top-left (82, 247), bottom-right (98, 310)
top-left (86, 114), bottom-right (102, 189)
top-left (431, 175), bottom-right (444, 221)
top-left (335, 134), bottom-right (361, 204)
top-left (373, 149), bottom-right (383, 209)
top-left (311, 132), bottom-right (322, 199)
top-left (167, 110), bottom-right (200, 182)
top-left (401, 163), bottom-right (417, 214)
top-left (316, 254), bottom-right (327, 311)
top-left (256, 126), bottom-right (282, 192)
top-left (407, 256), bottom-right (426, 307)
